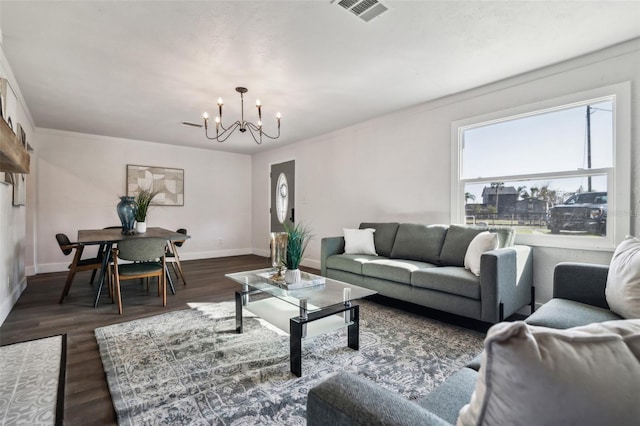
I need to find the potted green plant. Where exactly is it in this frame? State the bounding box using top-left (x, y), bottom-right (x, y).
top-left (133, 186), bottom-right (159, 233)
top-left (281, 222), bottom-right (312, 284)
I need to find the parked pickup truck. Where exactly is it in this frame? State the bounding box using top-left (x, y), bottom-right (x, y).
top-left (548, 191), bottom-right (607, 235)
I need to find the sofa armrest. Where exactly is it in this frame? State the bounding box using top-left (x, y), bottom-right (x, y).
top-left (307, 372), bottom-right (452, 426)
top-left (479, 245), bottom-right (533, 323)
top-left (553, 262), bottom-right (609, 309)
top-left (321, 236), bottom-right (345, 276)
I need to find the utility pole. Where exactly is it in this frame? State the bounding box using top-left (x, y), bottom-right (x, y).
top-left (586, 105), bottom-right (592, 192)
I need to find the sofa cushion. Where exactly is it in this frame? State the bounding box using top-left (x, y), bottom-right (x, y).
top-left (458, 320), bottom-right (640, 426)
top-left (411, 267), bottom-right (481, 300)
top-left (326, 254), bottom-right (378, 275)
top-left (343, 228), bottom-right (377, 255)
top-left (464, 232), bottom-right (498, 276)
top-left (417, 367), bottom-right (478, 425)
top-left (359, 222), bottom-right (400, 258)
top-left (438, 225), bottom-right (484, 267)
top-left (362, 259), bottom-right (435, 285)
top-left (389, 224), bottom-right (448, 264)
top-left (525, 298), bottom-right (622, 329)
top-left (606, 235), bottom-right (640, 319)
top-left (480, 226), bottom-right (516, 248)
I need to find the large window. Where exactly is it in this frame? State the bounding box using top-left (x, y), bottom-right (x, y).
top-left (451, 83), bottom-right (630, 250)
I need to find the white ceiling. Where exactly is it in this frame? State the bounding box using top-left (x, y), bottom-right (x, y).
top-left (1, 1), bottom-right (639, 155)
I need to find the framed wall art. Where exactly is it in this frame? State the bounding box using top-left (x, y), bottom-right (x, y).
top-left (126, 164), bottom-right (184, 206)
top-left (3, 173), bottom-right (26, 206)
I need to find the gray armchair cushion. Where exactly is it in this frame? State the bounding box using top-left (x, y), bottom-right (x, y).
top-left (417, 367), bottom-right (479, 425)
top-left (359, 222), bottom-right (400, 258)
top-left (553, 262), bottom-right (609, 309)
top-left (439, 226), bottom-right (484, 267)
top-left (389, 224), bottom-right (448, 264)
top-left (525, 298), bottom-right (622, 329)
top-left (307, 372), bottom-right (452, 426)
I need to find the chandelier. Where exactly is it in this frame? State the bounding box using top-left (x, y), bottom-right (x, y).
top-left (201, 87), bottom-right (281, 145)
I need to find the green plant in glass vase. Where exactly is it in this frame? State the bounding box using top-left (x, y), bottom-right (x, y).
top-left (133, 186), bottom-right (159, 233)
top-left (281, 222), bottom-right (312, 284)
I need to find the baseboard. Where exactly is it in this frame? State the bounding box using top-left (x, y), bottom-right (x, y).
top-left (37, 262), bottom-right (71, 274)
top-left (178, 249), bottom-right (253, 261)
top-left (0, 276), bottom-right (27, 326)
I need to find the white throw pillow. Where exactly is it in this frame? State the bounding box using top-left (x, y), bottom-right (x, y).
top-left (343, 228), bottom-right (377, 256)
top-left (464, 232), bottom-right (498, 276)
top-left (606, 235), bottom-right (640, 318)
top-left (457, 320), bottom-right (640, 426)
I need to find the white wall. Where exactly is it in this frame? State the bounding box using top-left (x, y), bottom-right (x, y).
top-left (34, 129), bottom-right (253, 273)
top-left (252, 39), bottom-right (640, 305)
top-left (0, 45), bottom-right (35, 323)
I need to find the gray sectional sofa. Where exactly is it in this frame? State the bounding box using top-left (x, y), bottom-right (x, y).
top-left (307, 262), bottom-right (627, 426)
top-left (321, 222), bottom-right (534, 323)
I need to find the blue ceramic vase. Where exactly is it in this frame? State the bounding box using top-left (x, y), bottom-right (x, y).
top-left (117, 196), bottom-right (137, 235)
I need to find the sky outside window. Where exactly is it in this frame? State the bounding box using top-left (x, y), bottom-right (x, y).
top-left (462, 100), bottom-right (613, 192)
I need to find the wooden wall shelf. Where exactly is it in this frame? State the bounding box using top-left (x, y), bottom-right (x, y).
top-left (0, 118), bottom-right (30, 174)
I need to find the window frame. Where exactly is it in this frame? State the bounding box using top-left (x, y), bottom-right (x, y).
top-left (450, 82), bottom-right (630, 251)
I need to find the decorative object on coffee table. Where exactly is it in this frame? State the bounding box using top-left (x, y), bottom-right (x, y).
top-left (133, 186), bottom-right (159, 234)
top-left (116, 196), bottom-right (137, 235)
top-left (282, 222), bottom-right (312, 284)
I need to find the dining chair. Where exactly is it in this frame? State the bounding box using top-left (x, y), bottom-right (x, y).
top-left (165, 228), bottom-right (188, 286)
top-left (56, 233), bottom-right (104, 303)
top-left (110, 237), bottom-right (167, 315)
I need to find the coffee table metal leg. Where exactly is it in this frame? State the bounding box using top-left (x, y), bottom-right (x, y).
top-left (347, 304), bottom-right (359, 350)
top-left (235, 291), bottom-right (243, 333)
top-left (290, 318), bottom-right (303, 377)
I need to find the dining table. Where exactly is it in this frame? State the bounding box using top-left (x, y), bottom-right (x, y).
top-left (67, 227), bottom-right (191, 307)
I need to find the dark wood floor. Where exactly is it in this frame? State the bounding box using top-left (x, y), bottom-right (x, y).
top-left (0, 254), bottom-right (495, 425)
top-left (0, 255), bottom-right (273, 426)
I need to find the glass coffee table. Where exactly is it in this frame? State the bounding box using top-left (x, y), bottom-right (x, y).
top-left (225, 268), bottom-right (377, 377)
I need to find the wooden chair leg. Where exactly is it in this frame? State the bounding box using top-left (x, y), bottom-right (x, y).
top-left (59, 247), bottom-right (84, 303)
top-left (59, 269), bottom-right (77, 304)
top-left (174, 255), bottom-right (187, 286)
top-left (161, 271), bottom-right (167, 307)
top-left (115, 275), bottom-right (123, 315)
top-left (108, 265), bottom-right (115, 302)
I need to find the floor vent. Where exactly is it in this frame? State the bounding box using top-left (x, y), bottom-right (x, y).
top-left (333, 0), bottom-right (389, 22)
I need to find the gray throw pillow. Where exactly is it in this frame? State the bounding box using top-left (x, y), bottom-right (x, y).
top-left (478, 226), bottom-right (515, 248)
top-left (389, 224), bottom-right (448, 264)
top-left (438, 225), bottom-right (484, 267)
top-left (359, 222), bottom-right (400, 258)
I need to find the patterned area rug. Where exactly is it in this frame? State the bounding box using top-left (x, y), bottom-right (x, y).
top-left (0, 334), bottom-right (66, 426)
top-left (95, 300), bottom-right (484, 425)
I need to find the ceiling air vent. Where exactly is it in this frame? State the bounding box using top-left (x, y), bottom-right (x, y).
top-left (334, 0), bottom-right (389, 22)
